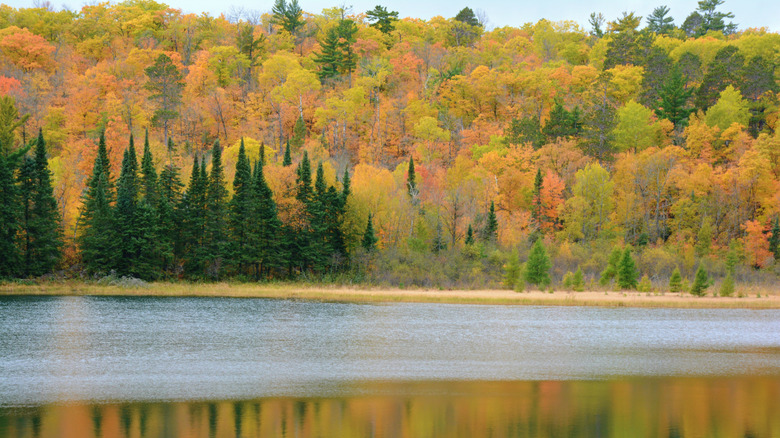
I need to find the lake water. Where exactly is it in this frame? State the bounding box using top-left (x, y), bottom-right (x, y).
top-left (1, 296), bottom-right (779, 436)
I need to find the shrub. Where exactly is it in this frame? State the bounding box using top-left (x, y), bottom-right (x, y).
top-left (572, 266), bottom-right (585, 292)
top-left (637, 274), bottom-right (652, 292)
top-left (669, 267), bottom-right (682, 292)
top-left (690, 265), bottom-right (709, 296)
top-left (719, 271), bottom-right (735, 297)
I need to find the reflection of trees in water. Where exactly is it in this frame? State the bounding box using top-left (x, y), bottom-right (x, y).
top-left (2, 378), bottom-right (778, 437)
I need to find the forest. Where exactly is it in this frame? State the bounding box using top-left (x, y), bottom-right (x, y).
top-left (0, 0), bottom-right (779, 292)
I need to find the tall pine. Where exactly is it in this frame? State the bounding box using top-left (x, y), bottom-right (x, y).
top-left (203, 140), bottom-right (229, 279)
top-left (114, 136), bottom-right (139, 276)
top-left (228, 139), bottom-right (256, 275)
top-left (0, 151), bottom-right (21, 277)
top-left (253, 153), bottom-right (284, 277)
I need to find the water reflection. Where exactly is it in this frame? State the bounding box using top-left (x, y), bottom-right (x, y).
top-left (2, 378), bottom-right (778, 437)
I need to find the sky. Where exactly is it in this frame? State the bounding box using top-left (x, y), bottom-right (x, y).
top-left (8, 0), bottom-right (778, 32)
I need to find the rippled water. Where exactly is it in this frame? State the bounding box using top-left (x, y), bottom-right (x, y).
top-left (1, 296), bottom-right (779, 436)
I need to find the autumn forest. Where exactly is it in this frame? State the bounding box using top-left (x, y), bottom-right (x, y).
top-left (1, 0), bottom-right (779, 291)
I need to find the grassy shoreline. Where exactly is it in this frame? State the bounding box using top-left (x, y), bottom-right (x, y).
top-left (1, 281), bottom-right (779, 309)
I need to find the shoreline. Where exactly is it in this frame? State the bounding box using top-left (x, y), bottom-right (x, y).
top-left (2, 282), bottom-right (779, 309)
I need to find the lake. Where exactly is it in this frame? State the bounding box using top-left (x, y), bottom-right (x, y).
top-left (1, 296), bottom-right (779, 436)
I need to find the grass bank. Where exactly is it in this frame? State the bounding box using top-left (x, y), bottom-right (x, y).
top-left (1, 281), bottom-right (779, 309)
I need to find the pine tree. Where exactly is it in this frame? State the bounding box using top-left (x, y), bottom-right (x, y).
top-left (524, 238), bottom-right (551, 287)
top-left (361, 213), bottom-right (378, 251)
top-left (407, 157), bottom-right (418, 198)
top-left (282, 140), bottom-right (292, 166)
top-left (572, 266), bottom-right (585, 292)
top-left (503, 251), bottom-right (521, 289)
top-left (291, 115), bottom-right (306, 148)
top-left (431, 220), bottom-right (447, 253)
top-left (140, 129), bottom-right (157, 203)
top-left (78, 133), bottom-right (118, 274)
top-left (203, 140), bottom-right (229, 279)
top-left (690, 264), bottom-right (710, 296)
top-left (229, 139), bottom-right (256, 275)
top-left (654, 67), bottom-right (694, 129)
top-left (482, 201), bottom-right (498, 243)
top-left (253, 154), bottom-right (284, 277)
top-left (0, 151), bottom-right (21, 277)
top-left (719, 271), bottom-right (735, 297)
top-left (465, 224), bottom-right (474, 246)
top-left (599, 247), bottom-right (623, 285)
top-left (114, 137), bottom-right (139, 276)
top-left (18, 130), bottom-right (62, 276)
top-left (617, 247), bottom-right (639, 290)
top-left (181, 156), bottom-right (207, 277)
top-left (532, 168), bottom-right (543, 228)
top-left (768, 217), bottom-right (780, 260)
top-left (669, 267), bottom-right (683, 292)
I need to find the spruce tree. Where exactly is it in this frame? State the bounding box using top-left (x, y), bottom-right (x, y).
top-left (282, 140), bottom-right (292, 166)
top-left (482, 201), bottom-right (498, 243)
top-left (228, 139), bottom-right (256, 274)
top-left (465, 224), bottom-right (474, 245)
top-left (690, 265), bottom-right (710, 296)
top-left (503, 251), bottom-right (521, 289)
top-left (669, 267), bottom-right (683, 292)
top-left (599, 247), bottom-right (623, 285)
top-left (203, 140), bottom-right (229, 279)
top-left (768, 217), bottom-right (780, 260)
top-left (114, 137), bottom-right (139, 276)
top-left (140, 129), bottom-right (158, 203)
top-left (532, 168), bottom-right (543, 227)
top-left (719, 271), bottom-right (735, 297)
top-left (181, 156), bottom-right (206, 277)
top-left (617, 247), bottom-right (639, 290)
top-left (291, 115), bottom-right (306, 148)
top-left (361, 213), bottom-right (378, 251)
top-left (18, 130), bottom-right (62, 276)
top-left (0, 151), bottom-right (21, 277)
top-left (253, 154), bottom-right (284, 277)
top-left (159, 163), bottom-right (183, 271)
top-left (572, 266), bottom-right (585, 292)
top-left (431, 220), bottom-right (447, 253)
top-left (524, 238), bottom-right (551, 287)
top-left (407, 157), bottom-right (417, 198)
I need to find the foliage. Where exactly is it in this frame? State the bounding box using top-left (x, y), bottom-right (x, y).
top-left (524, 239), bottom-right (551, 287)
top-left (690, 264), bottom-right (710, 296)
top-left (719, 271), bottom-right (735, 297)
top-left (617, 247), bottom-right (639, 290)
top-left (669, 267), bottom-right (683, 292)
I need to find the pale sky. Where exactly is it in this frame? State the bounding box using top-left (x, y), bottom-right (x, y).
top-left (8, 0), bottom-right (778, 32)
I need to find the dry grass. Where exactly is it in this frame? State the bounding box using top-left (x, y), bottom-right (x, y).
top-left (2, 281), bottom-right (779, 309)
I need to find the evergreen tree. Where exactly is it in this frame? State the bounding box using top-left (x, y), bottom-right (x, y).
top-left (291, 115), bottom-right (306, 148)
top-left (532, 168), bottom-right (543, 228)
top-left (78, 133), bottom-right (118, 274)
top-left (599, 247), bottom-right (623, 285)
top-left (542, 102), bottom-right (581, 140)
top-left (158, 163), bottom-right (182, 273)
top-left (228, 138), bottom-right (256, 275)
top-left (503, 251), bottom-right (521, 289)
top-left (617, 247), bottom-right (639, 290)
top-left (407, 157), bottom-right (417, 199)
top-left (253, 154), bottom-right (284, 277)
top-left (361, 213), bottom-right (378, 251)
top-left (464, 224), bottom-right (474, 246)
top-left (719, 271), bottom-right (735, 297)
top-left (203, 140), bottom-right (229, 279)
top-left (690, 264), bottom-right (710, 296)
top-left (524, 238), bottom-right (551, 287)
top-left (181, 156), bottom-right (207, 276)
top-left (572, 266), bottom-right (585, 292)
top-left (768, 217), bottom-right (780, 260)
top-left (140, 129), bottom-right (157, 203)
top-left (0, 151), bottom-right (21, 277)
top-left (506, 115), bottom-right (544, 149)
top-left (646, 5), bottom-right (675, 34)
top-left (18, 130), bottom-right (62, 277)
top-left (145, 54), bottom-right (184, 146)
top-left (282, 140), bottom-right (292, 166)
top-left (655, 67), bottom-right (694, 129)
top-left (271, 0), bottom-right (304, 35)
top-left (669, 266), bottom-right (683, 292)
top-left (431, 220), bottom-right (447, 253)
top-left (114, 137), bottom-right (139, 276)
top-left (481, 201), bottom-right (498, 243)
top-left (366, 5), bottom-right (399, 34)
top-left (314, 19), bottom-right (358, 81)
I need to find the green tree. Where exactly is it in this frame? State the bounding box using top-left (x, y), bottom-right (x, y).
top-left (719, 271), bottom-right (735, 297)
top-left (506, 115), bottom-right (544, 149)
top-left (114, 137), bottom-right (139, 276)
top-left (669, 267), bottom-right (683, 292)
top-left (696, 0), bottom-right (737, 35)
top-left (145, 54), bottom-right (184, 146)
top-left (704, 85), bottom-right (750, 130)
top-left (452, 7), bottom-right (482, 46)
top-left (613, 100), bottom-right (658, 152)
top-left (314, 19), bottom-right (358, 81)
top-left (646, 5), bottom-right (674, 34)
top-left (291, 115), bottom-right (306, 148)
top-left (228, 139), bottom-right (256, 275)
top-left (589, 12), bottom-right (605, 38)
top-left (282, 140), bottom-right (292, 166)
top-left (18, 130), bottom-right (62, 277)
top-left (617, 247), bottom-right (639, 290)
top-left (272, 0), bottom-right (304, 36)
top-left (531, 168), bottom-right (543, 228)
top-left (366, 5), bottom-right (399, 34)
top-left (503, 251), bottom-right (521, 289)
top-left (543, 102), bottom-right (582, 141)
top-left (252, 153), bottom-right (284, 277)
top-left (696, 46), bottom-right (744, 110)
top-left (407, 157), bottom-right (417, 199)
top-left (203, 140), bottom-right (229, 279)
top-left (431, 220), bottom-right (447, 253)
top-left (0, 151), bottom-right (22, 277)
top-left (654, 67), bottom-right (694, 129)
top-left (599, 247), bottom-right (623, 285)
top-left (768, 217), bottom-right (780, 260)
top-left (361, 212), bottom-right (378, 251)
top-left (582, 73), bottom-right (617, 161)
top-left (464, 224), bottom-right (474, 245)
top-left (524, 238), bottom-right (551, 287)
top-left (481, 201), bottom-right (498, 243)
top-left (180, 156), bottom-right (207, 277)
top-left (0, 96), bottom-right (29, 156)
top-left (572, 266), bottom-right (585, 292)
top-left (690, 264), bottom-right (710, 296)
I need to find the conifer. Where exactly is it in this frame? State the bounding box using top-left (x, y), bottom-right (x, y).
top-left (229, 139), bottom-right (256, 274)
top-left (203, 140), bottom-right (229, 279)
top-left (669, 267), bottom-right (683, 292)
top-left (0, 151), bottom-right (21, 277)
top-left (482, 201), bottom-right (498, 243)
top-left (282, 140), bottom-right (292, 166)
top-left (599, 247), bottom-right (622, 285)
top-left (407, 157), bottom-right (417, 198)
top-left (690, 264), bottom-right (709, 296)
top-left (617, 247), bottom-right (639, 290)
top-left (524, 238), bottom-right (551, 287)
top-left (719, 271), bottom-right (735, 297)
top-left (465, 224), bottom-right (474, 246)
top-left (253, 154), bottom-right (283, 277)
top-left (572, 266), bottom-right (585, 291)
top-left (115, 137), bottom-right (139, 276)
top-left (361, 213), bottom-right (378, 251)
top-left (768, 217), bottom-right (780, 260)
top-left (503, 251), bottom-right (521, 289)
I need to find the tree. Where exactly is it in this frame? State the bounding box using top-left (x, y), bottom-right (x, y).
top-left (646, 6), bottom-right (674, 34)
top-left (524, 238), bottom-right (551, 287)
top-left (228, 139), bottom-right (256, 274)
top-left (252, 154), bottom-right (284, 277)
top-left (742, 220), bottom-right (771, 269)
top-left (581, 73), bottom-right (617, 161)
top-left (366, 5), bottom-right (398, 34)
top-left (681, 12), bottom-right (703, 37)
top-left (481, 201), bottom-right (498, 243)
top-left (669, 266), bottom-right (683, 292)
top-left (589, 12), bottom-right (605, 38)
top-left (503, 251), bottom-right (521, 289)
top-left (282, 140), bottom-right (292, 166)
top-left (0, 96), bottom-right (29, 156)
top-left (654, 67), bottom-right (693, 129)
top-left (114, 137), bottom-right (139, 276)
top-left (690, 264), bottom-right (710, 296)
top-left (696, 46), bottom-right (744, 110)
top-left (600, 247), bottom-right (622, 285)
top-left (565, 163), bottom-right (614, 241)
top-left (17, 130), bottom-right (62, 277)
top-left (465, 224), bottom-right (474, 245)
top-left (617, 247), bottom-right (638, 290)
top-left (203, 140), bottom-right (229, 279)
top-left (696, 0), bottom-right (737, 35)
top-left (145, 54), bottom-right (184, 146)
top-left (719, 271), bottom-right (735, 297)
top-left (572, 266), bottom-right (585, 292)
top-left (768, 217), bottom-right (780, 261)
top-left (314, 19), bottom-right (358, 81)
top-left (704, 85), bottom-right (750, 131)
top-left (361, 212), bottom-right (378, 251)
top-left (407, 157), bottom-right (418, 200)
top-left (272, 0), bottom-right (304, 36)
top-left (452, 7), bottom-right (482, 46)
top-left (0, 151), bottom-right (22, 277)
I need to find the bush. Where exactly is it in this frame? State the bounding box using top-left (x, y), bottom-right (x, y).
top-left (599, 247), bottom-right (622, 286)
top-left (562, 271), bottom-right (574, 289)
top-left (503, 251), bottom-right (521, 289)
top-left (637, 274), bottom-right (652, 292)
top-left (572, 266), bottom-right (585, 292)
